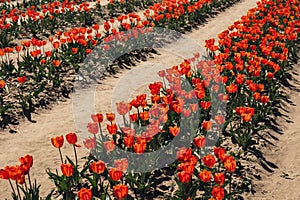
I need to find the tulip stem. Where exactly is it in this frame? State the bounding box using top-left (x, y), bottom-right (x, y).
top-left (27, 172), bottom-right (32, 188)
top-left (73, 145), bottom-right (78, 167)
top-left (59, 148), bottom-right (64, 164)
top-left (8, 179), bottom-right (16, 196)
top-left (98, 122), bottom-right (103, 142)
top-left (229, 172), bottom-right (232, 199)
top-left (24, 180), bottom-right (28, 191)
top-left (15, 181), bottom-right (21, 200)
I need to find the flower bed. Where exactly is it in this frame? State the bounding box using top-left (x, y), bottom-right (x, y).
top-left (0, 0), bottom-right (240, 127)
top-left (0, 0), bottom-right (299, 199)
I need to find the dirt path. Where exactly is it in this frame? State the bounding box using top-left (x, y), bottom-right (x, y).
top-left (245, 63), bottom-right (300, 200)
top-left (5, 0), bottom-right (297, 199)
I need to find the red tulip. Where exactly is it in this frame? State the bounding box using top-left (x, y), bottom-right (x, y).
top-left (66, 132), bottom-right (77, 145)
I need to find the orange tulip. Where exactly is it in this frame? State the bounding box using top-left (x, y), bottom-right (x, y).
top-left (200, 101), bottom-right (211, 110)
top-left (53, 60), bottom-right (61, 67)
top-left (202, 120), bottom-right (212, 131)
top-left (224, 156), bottom-right (237, 172)
top-left (109, 168), bottom-right (123, 181)
top-left (199, 169), bottom-right (212, 183)
top-left (113, 184), bottom-right (128, 200)
top-left (107, 124), bottom-right (118, 135)
top-left (19, 155), bottom-right (33, 168)
top-left (124, 136), bottom-right (134, 148)
top-left (133, 143), bottom-right (146, 154)
top-left (129, 113), bottom-right (138, 122)
top-left (194, 136), bottom-right (206, 148)
top-left (78, 188), bottom-right (92, 200)
top-left (202, 154), bottom-right (216, 168)
top-left (213, 172), bottom-right (225, 185)
top-left (211, 186), bottom-right (225, 200)
top-left (51, 136), bottom-right (64, 148)
top-left (177, 171), bottom-right (191, 183)
top-left (90, 160), bottom-right (106, 174)
top-left (139, 111), bottom-right (150, 121)
top-left (169, 126), bottom-right (180, 137)
top-left (176, 147), bottom-right (192, 162)
top-left (61, 163), bottom-right (74, 177)
top-left (52, 41), bottom-right (60, 49)
top-left (106, 112), bottom-right (115, 122)
top-left (213, 147), bottom-right (226, 162)
top-left (0, 80), bottom-right (5, 89)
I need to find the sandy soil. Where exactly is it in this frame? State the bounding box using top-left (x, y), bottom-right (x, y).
top-left (2, 0), bottom-right (299, 199)
top-left (244, 62), bottom-right (300, 200)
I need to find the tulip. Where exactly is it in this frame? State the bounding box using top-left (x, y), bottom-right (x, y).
top-left (114, 158), bottom-right (128, 172)
top-left (87, 122), bottom-right (99, 134)
top-left (78, 188), bottom-right (92, 200)
top-left (224, 157), bottom-right (237, 172)
top-left (169, 126), bottom-right (180, 137)
top-left (0, 80), bottom-right (5, 89)
top-left (61, 163), bottom-right (74, 177)
top-left (177, 171), bottom-right (191, 183)
top-left (83, 137), bottom-right (96, 149)
top-left (51, 136), bottom-right (64, 163)
top-left (213, 172), bottom-right (225, 186)
top-left (66, 132), bottom-right (79, 166)
top-left (211, 186), bottom-right (225, 200)
top-left (124, 136), bottom-right (134, 148)
top-left (109, 168), bottom-right (123, 181)
top-left (113, 184), bottom-right (128, 200)
top-left (176, 147), bottom-right (192, 162)
top-left (133, 143), bottom-right (146, 154)
top-left (91, 113), bottom-right (103, 123)
top-left (90, 160), bottom-right (106, 174)
top-left (66, 132), bottom-right (77, 145)
top-left (103, 140), bottom-right (115, 152)
top-left (106, 112), bottom-right (115, 122)
top-left (193, 136), bottom-right (206, 148)
top-left (202, 154), bottom-right (216, 168)
top-left (199, 169), bottom-right (212, 183)
top-left (17, 76), bottom-right (26, 83)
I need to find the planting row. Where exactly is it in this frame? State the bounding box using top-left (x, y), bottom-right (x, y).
top-left (0, 0), bottom-right (160, 47)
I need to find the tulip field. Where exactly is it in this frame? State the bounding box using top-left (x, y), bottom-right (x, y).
top-left (0, 0), bottom-right (299, 199)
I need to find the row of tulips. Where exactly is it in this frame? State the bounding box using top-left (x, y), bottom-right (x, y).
top-left (0, 0), bottom-right (160, 46)
top-left (205, 0), bottom-right (299, 149)
top-left (0, 0), bottom-right (236, 126)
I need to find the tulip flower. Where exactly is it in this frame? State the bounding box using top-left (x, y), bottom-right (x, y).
top-left (90, 160), bottom-right (106, 174)
top-left (61, 163), bottom-right (74, 177)
top-left (78, 188), bottom-right (92, 200)
top-left (51, 136), bottom-right (64, 163)
top-left (113, 184), bottom-right (128, 200)
top-left (65, 132), bottom-right (79, 166)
